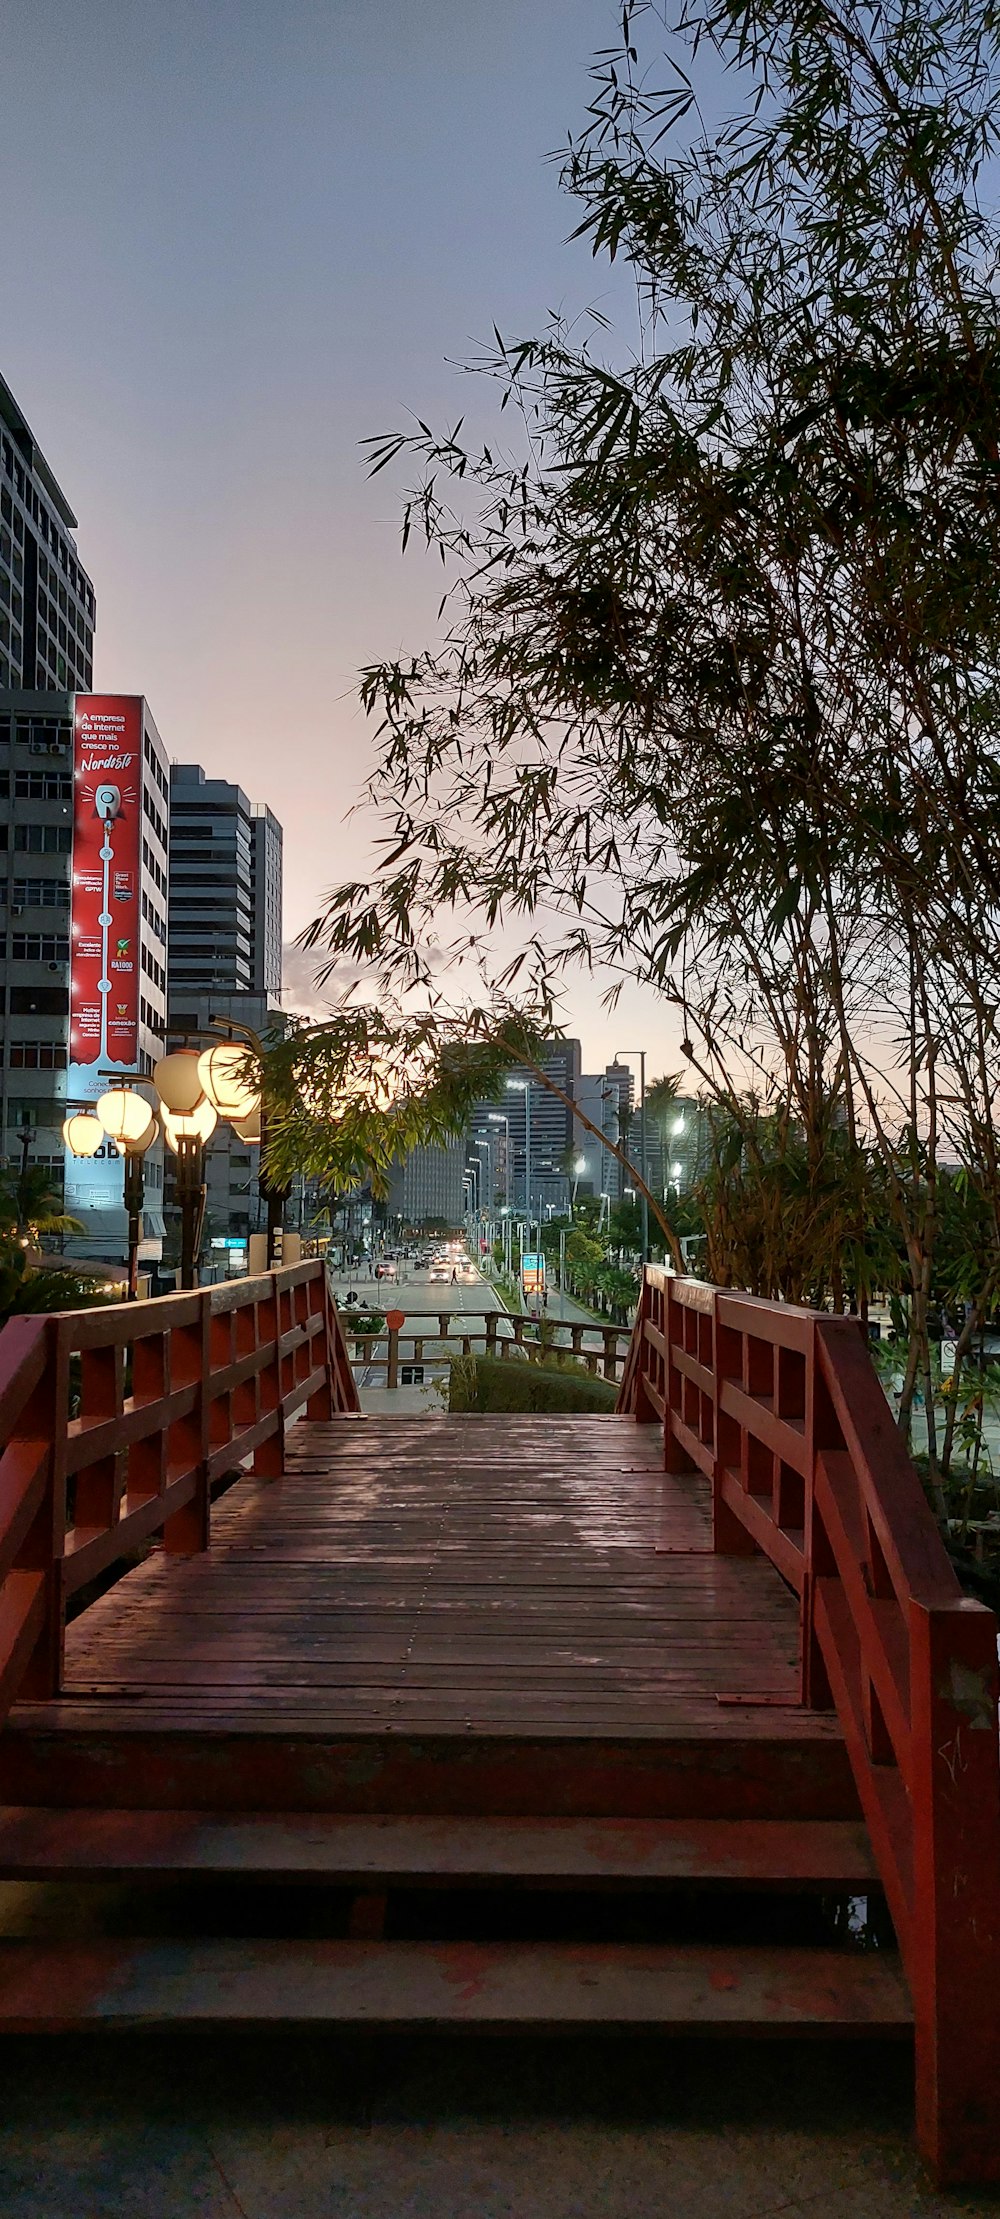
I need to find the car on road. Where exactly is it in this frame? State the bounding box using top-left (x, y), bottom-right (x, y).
top-left (429, 1263), bottom-right (451, 1283)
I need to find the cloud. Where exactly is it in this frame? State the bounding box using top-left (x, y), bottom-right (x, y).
top-left (281, 942), bottom-right (368, 1019)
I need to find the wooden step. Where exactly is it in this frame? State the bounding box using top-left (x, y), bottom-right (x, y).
top-left (0, 1937), bottom-right (912, 2034)
top-left (0, 1722), bottom-right (860, 1821)
top-left (0, 1809), bottom-right (879, 1890)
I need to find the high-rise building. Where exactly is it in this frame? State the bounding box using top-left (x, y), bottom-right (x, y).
top-left (386, 1141), bottom-right (466, 1231)
top-left (167, 764), bottom-right (283, 1002)
top-left (165, 771), bottom-right (284, 1272)
top-left (250, 806), bottom-right (283, 996)
top-left (470, 1041), bottom-right (582, 1219)
top-left (660, 1095), bottom-right (712, 1193)
top-left (574, 1061), bottom-right (634, 1203)
top-left (0, 690), bottom-right (170, 1261)
top-left (0, 373), bottom-right (95, 695)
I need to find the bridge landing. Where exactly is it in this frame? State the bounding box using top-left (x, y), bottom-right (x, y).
top-left (0, 1416), bottom-right (850, 1815)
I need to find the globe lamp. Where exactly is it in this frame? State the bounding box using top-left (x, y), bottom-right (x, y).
top-left (160, 1098), bottom-right (218, 1154)
top-left (96, 1088), bottom-right (158, 1148)
top-left (197, 1040), bottom-right (260, 1121)
top-left (153, 1050), bottom-right (205, 1114)
top-left (62, 1112), bottom-right (104, 1157)
top-left (232, 1106), bottom-right (262, 1144)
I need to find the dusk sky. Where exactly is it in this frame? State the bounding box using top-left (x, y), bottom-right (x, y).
top-left (2, 0), bottom-right (682, 1073)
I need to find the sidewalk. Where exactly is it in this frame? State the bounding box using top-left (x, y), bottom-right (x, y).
top-left (0, 2024), bottom-right (985, 2217)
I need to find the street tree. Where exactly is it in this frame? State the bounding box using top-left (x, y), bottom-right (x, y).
top-left (286, 1), bottom-right (1000, 1478)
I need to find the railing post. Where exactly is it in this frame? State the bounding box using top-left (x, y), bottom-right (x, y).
top-left (386, 1322), bottom-right (400, 1389)
top-left (307, 1269), bottom-right (335, 1419)
top-left (10, 1318), bottom-right (65, 1701)
top-left (799, 1316), bottom-right (838, 1706)
top-left (663, 1281), bottom-right (693, 1468)
top-left (253, 1273), bottom-right (285, 1478)
top-left (164, 1289), bottom-right (211, 1549)
top-left (908, 1596), bottom-right (1000, 2184)
top-left (633, 1274), bottom-right (656, 1424)
top-left (709, 1289), bottom-right (755, 1554)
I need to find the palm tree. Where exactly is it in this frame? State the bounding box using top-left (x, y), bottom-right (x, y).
top-left (643, 1076), bottom-right (684, 1182)
top-left (0, 1164), bottom-right (84, 1246)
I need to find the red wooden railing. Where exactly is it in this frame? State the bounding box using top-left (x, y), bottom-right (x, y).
top-left (618, 1265), bottom-right (1000, 2184)
top-left (0, 1260), bottom-right (359, 1727)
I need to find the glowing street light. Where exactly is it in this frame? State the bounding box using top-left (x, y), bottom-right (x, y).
top-left (64, 1087), bottom-right (158, 1301)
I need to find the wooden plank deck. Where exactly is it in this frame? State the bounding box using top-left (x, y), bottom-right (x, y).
top-left (0, 1416), bottom-right (855, 1818)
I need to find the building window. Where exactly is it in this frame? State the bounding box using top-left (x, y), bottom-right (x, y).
top-left (14, 825), bottom-right (72, 853)
top-left (11, 932), bottom-right (69, 961)
top-left (9, 985), bottom-right (69, 1015)
top-left (8, 1042), bottom-right (67, 1069)
top-left (13, 771), bottom-right (72, 801)
top-left (13, 879), bottom-right (69, 908)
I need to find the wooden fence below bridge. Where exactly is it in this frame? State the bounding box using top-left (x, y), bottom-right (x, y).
top-left (341, 1305), bottom-right (631, 1388)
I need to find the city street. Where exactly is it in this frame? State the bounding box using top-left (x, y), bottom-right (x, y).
top-left (323, 1258), bottom-right (628, 1413)
top-left (326, 1260), bottom-right (618, 1340)
top-left (326, 1263), bottom-right (513, 1323)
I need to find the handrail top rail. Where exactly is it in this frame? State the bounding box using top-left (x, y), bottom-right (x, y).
top-left (659, 1268), bottom-right (837, 1330)
top-left (20, 1260), bottom-right (330, 1356)
top-left (815, 1319), bottom-right (964, 1613)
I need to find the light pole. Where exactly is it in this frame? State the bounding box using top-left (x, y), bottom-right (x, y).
top-left (63, 1036), bottom-right (262, 1297)
top-left (615, 1048), bottom-right (648, 1264)
top-left (63, 1088), bottom-right (159, 1300)
top-left (203, 1023), bottom-right (284, 1266)
top-left (486, 1111), bottom-right (509, 1205)
top-left (505, 1079), bottom-right (533, 1243)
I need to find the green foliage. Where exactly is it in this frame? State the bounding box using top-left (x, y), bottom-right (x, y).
top-left (0, 1241), bottom-right (116, 1329)
top-left (448, 1352), bottom-right (619, 1415)
top-left (690, 1093), bottom-right (899, 1306)
top-left (279, 3), bottom-right (1000, 1499)
top-left (262, 1009), bottom-right (553, 1194)
top-left (0, 1166), bottom-right (83, 1243)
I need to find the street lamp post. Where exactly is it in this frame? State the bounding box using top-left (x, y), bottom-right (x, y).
top-left (63, 1087), bottom-right (159, 1300)
top-left (615, 1048), bottom-right (649, 1264)
top-left (63, 1037), bottom-right (261, 1297)
top-left (505, 1079), bottom-right (533, 1244)
top-left (202, 1025), bottom-right (284, 1267)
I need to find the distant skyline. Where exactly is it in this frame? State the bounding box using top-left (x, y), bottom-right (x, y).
top-left (2, 0), bottom-right (682, 1075)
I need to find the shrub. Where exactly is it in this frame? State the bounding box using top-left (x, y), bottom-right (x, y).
top-left (342, 1309), bottom-right (386, 1335)
top-left (448, 1351), bottom-right (618, 1415)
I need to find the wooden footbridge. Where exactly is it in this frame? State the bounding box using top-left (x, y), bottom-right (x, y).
top-left (1, 1260), bottom-right (998, 2184)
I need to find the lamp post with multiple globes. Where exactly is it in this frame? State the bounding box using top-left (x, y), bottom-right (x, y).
top-left (62, 1035), bottom-right (262, 1296)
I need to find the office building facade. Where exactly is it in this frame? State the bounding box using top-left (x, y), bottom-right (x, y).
top-left (386, 1141), bottom-right (466, 1231)
top-left (0, 374), bottom-right (95, 696)
top-left (574, 1061), bottom-right (634, 1204)
top-left (168, 764), bottom-right (283, 1002)
top-left (470, 1040), bottom-right (583, 1220)
top-left (0, 690), bottom-right (170, 1259)
top-left (165, 772), bottom-right (284, 1269)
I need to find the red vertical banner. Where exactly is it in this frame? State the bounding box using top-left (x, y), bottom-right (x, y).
top-left (70, 697), bottom-right (142, 1074)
